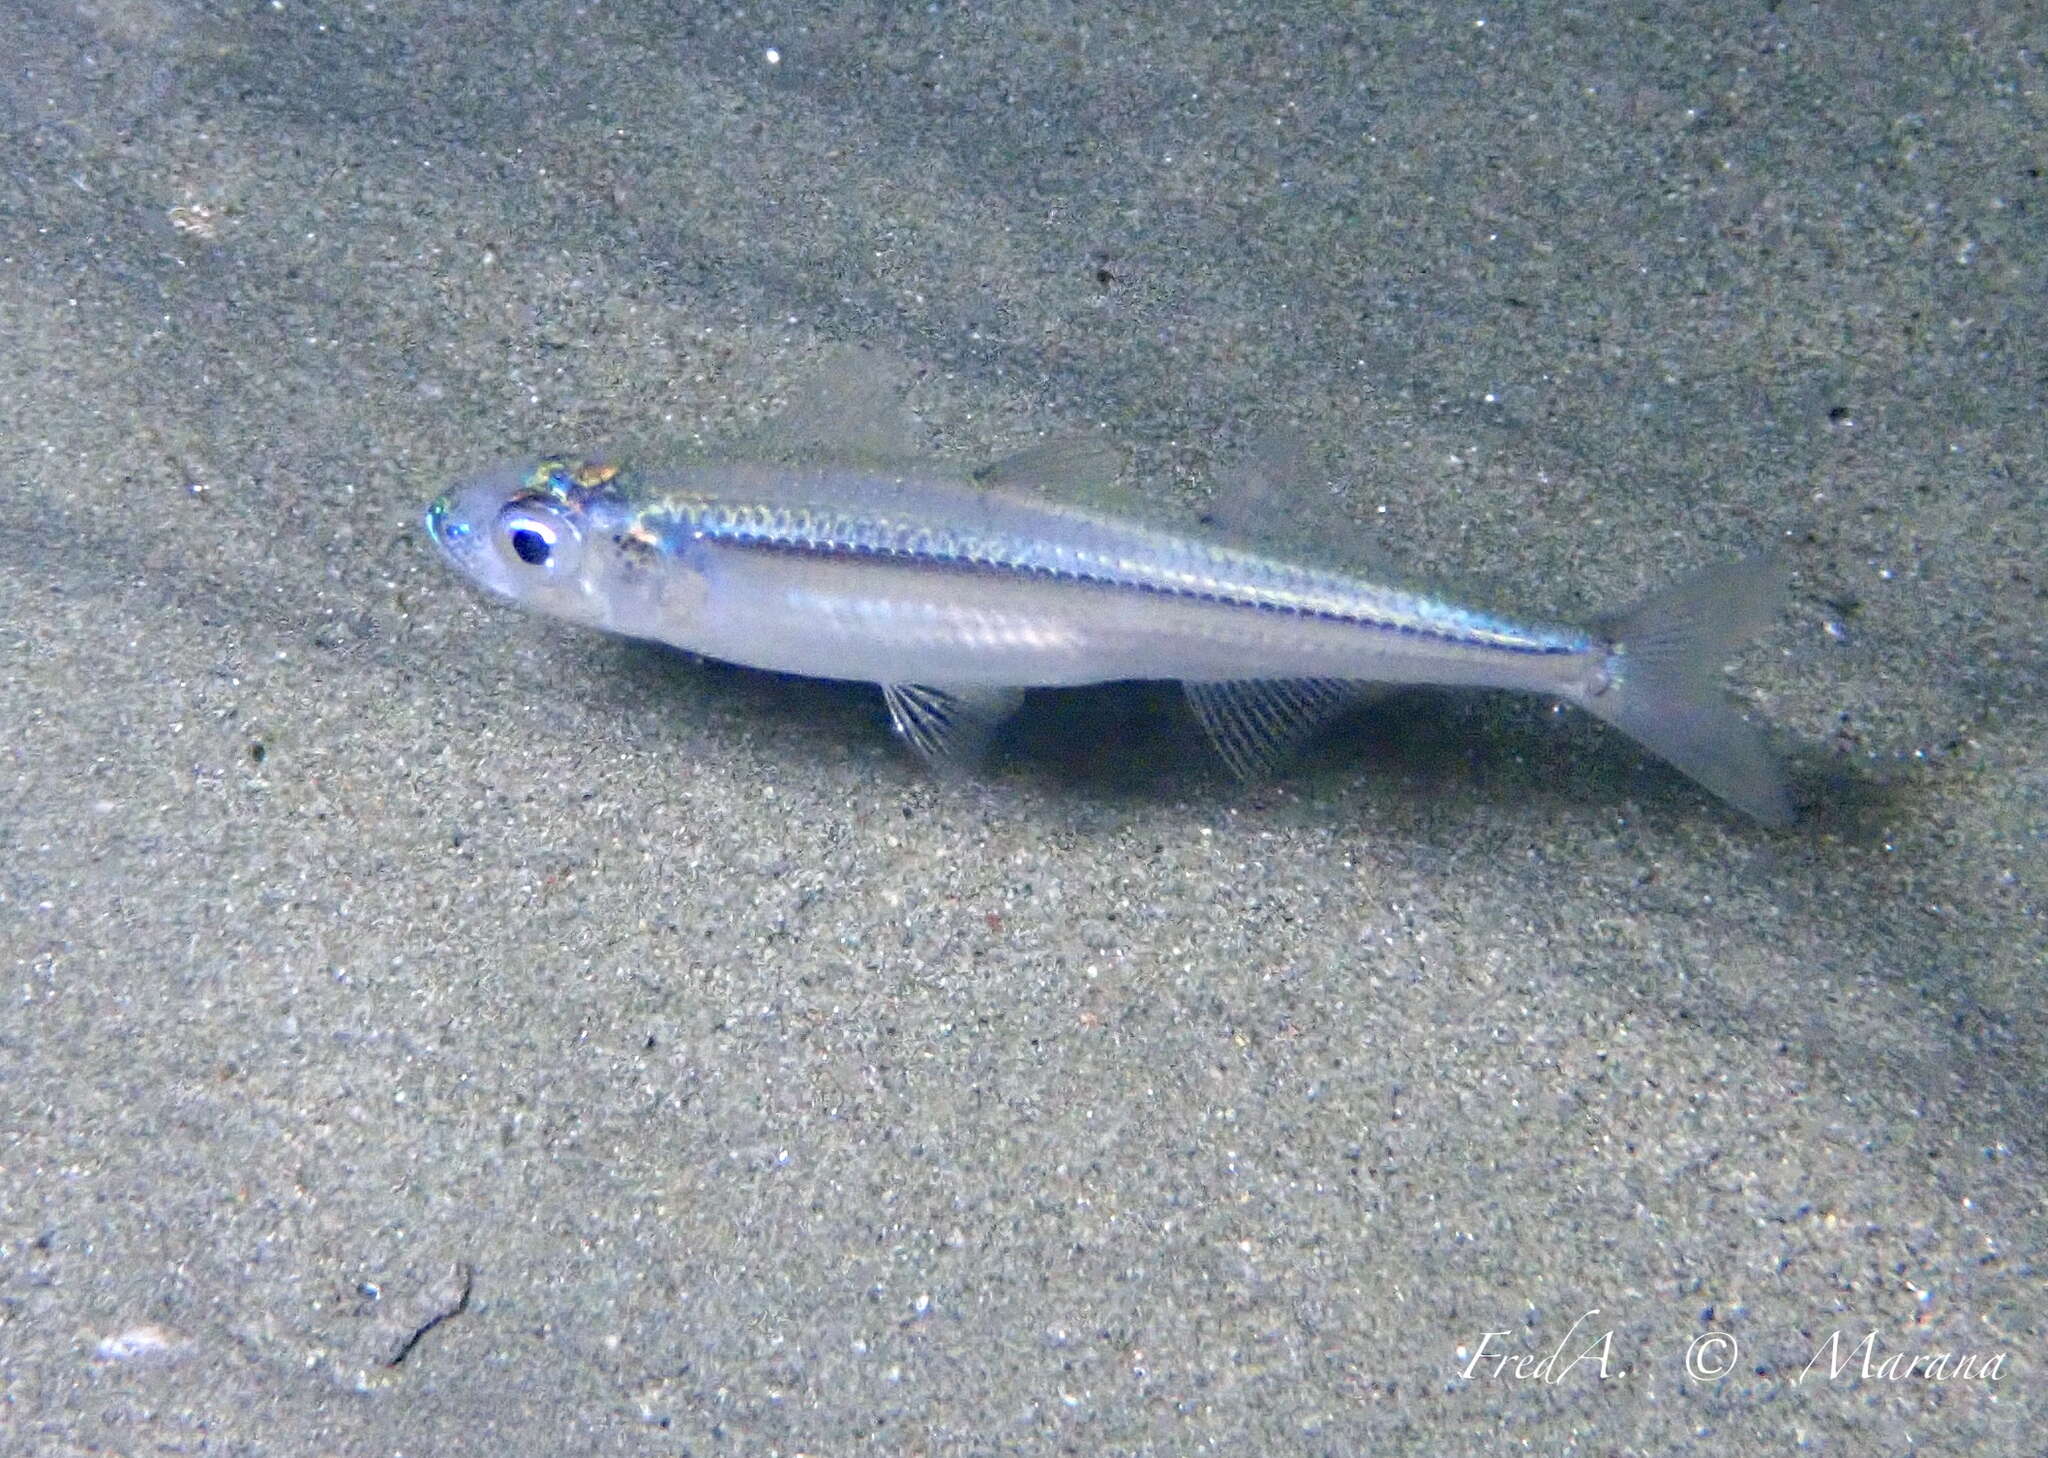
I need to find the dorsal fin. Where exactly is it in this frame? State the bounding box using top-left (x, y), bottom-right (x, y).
top-left (974, 436), bottom-right (1126, 499)
top-left (767, 347), bottom-right (929, 466)
top-left (1201, 432), bottom-right (1396, 578)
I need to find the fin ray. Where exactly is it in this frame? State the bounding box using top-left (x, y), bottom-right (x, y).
top-left (1203, 432), bottom-right (1395, 578)
top-left (1184, 677), bottom-right (1375, 779)
top-left (882, 683), bottom-right (1024, 770)
top-left (974, 437), bottom-right (1127, 498)
top-left (1579, 556), bottom-right (1795, 826)
top-left (772, 348), bottom-right (927, 465)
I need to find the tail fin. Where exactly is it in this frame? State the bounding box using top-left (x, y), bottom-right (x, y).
top-left (1579, 557), bottom-right (1795, 826)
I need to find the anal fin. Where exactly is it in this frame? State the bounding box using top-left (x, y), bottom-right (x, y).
top-left (1184, 678), bottom-right (1379, 780)
top-left (882, 683), bottom-right (1025, 771)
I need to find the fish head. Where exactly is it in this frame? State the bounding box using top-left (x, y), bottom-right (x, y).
top-left (424, 456), bottom-right (625, 632)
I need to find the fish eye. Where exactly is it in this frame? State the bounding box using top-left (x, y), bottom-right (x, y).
top-left (510, 525), bottom-right (552, 565)
top-left (495, 499), bottom-right (580, 574)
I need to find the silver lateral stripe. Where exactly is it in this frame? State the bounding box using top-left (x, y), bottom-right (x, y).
top-left (656, 497), bottom-right (1583, 655)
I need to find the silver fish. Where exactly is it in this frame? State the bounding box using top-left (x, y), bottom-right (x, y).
top-left (424, 450), bottom-right (1793, 824)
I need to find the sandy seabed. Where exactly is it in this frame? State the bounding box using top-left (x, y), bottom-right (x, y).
top-left (2, 2), bottom-right (2040, 1453)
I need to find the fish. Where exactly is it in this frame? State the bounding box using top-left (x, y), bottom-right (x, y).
top-left (424, 448), bottom-right (1795, 825)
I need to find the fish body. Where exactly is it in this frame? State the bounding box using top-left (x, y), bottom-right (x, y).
top-left (426, 454), bottom-right (1793, 824)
